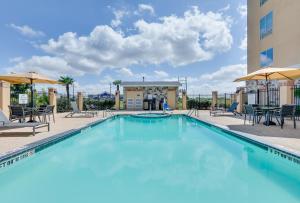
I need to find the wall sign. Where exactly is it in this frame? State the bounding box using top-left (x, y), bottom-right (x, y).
top-left (18, 94), bottom-right (28, 104)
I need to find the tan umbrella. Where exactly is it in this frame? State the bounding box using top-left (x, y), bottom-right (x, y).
top-left (234, 67), bottom-right (300, 82)
top-left (234, 67), bottom-right (300, 106)
top-left (0, 72), bottom-right (61, 109)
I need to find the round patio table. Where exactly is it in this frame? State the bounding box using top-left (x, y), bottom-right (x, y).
top-left (260, 106), bottom-right (280, 126)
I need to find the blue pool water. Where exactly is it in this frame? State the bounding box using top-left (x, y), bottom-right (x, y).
top-left (0, 115), bottom-right (300, 203)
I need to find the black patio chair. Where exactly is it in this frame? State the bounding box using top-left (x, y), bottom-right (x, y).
top-left (274, 105), bottom-right (296, 129)
top-left (37, 105), bottom-right (55, 123)
top-left (8, 105), bottom-right (30, 122)
top-left (243, 104), bottom-right (263, 125)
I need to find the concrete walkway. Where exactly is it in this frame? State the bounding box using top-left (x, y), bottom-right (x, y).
top-left (0, 110), bottom-right (299, 156)
top-left (192, 110), bottom-right (300, 153)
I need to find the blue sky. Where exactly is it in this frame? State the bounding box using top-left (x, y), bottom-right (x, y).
top-left (0, 0), bottom-right (247, 94)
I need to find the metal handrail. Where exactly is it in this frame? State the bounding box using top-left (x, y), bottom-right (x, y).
top-left (187, 108), bottom-right (198, 117)
top-left (103, 109), bottom-right (115, 118)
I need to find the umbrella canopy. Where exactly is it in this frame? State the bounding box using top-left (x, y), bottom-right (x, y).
top-left (0, 72), bottom-right (61, 114)
top-left (0, 72), bottom-right (60, 84)
top-left (234, 67), bottom-right (300, 82)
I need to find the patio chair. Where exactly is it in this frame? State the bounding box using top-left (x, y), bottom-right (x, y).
top-left (274, 105), bottom-right (296, 129)
top-left (0, 110), bottom-right (49, 136)
top-left (85, 104), bottom-right (98, 116)
top-left (163, 103), bottom-right (172, 111)
top-left (65, 101), bottom-right (95, 118)
top-left (8, 105), bottom-right (30, 122)
top-left (210, 102), bottom-right (239, 116)
top-left (243, 105), bottom-right (263, 125)
top-left (37, 105), bottom-right (55, 123)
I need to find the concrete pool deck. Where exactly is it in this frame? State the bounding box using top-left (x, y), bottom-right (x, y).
top-left (0, 110), bottom-right (300, 156)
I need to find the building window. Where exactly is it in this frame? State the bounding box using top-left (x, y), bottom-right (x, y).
top-left (260, 0), bottom-right (268, 7)
top-left (260, 48), bottom-right (273, 67)
top-left (260, 11), bottom-right (273, 39)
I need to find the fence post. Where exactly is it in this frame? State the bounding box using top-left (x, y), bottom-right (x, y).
top-left (198, 94), bottom-right (201, 110)
top-left (48, 88), bottom-right (57, 113)
top-left (77, 92), bottom-right (83, 111)
top-left (115, 90), bottom-right (120, 110)
top-left (212, 91), bottom-right (218, 107)
top-left (182, 91), bottom-right (187, 110)
top-left (236, 90), bottom-right (246, 113)
top-left (0, 81), bottom-right (10, 117)
top-left (279, 81), bottom-right (294, 106)
top-left (224, 93), bottom-right (227, 109)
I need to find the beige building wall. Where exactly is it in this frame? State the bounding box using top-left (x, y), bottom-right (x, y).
top-left (0, 81), bottom-right (10, 117)
top-left (248, 0), bottom-right (300, 73)
top-left (125, 90), bottom-right (144, 110)
top-left (167, 89), bottom-right (176, 109)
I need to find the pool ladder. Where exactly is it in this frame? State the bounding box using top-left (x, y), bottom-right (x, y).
top-left (187, 108), bottom-right (198, 117)
top-left (103, 109), bottom-right (115, 118)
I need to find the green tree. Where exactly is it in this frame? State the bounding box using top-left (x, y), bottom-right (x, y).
top-left (58, 76), bottom-right (74, 108)
top-left (113, 80), bottom-right (122, 91)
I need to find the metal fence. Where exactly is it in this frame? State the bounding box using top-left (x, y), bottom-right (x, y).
top-left (186, 93), bottom-right (236, 110)
top-left (243, 88), bottom-right (280, 106)
top-left (291, 85), bottom-right (300, 118)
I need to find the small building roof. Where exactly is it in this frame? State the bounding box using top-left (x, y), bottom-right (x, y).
top-left (121, 81), bottom-right (181, 87)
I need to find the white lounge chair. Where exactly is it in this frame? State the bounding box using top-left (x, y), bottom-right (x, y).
top-left (65, 101), bottom-right (96, 118)
top-left (0, 111), bottom-right (49, 136)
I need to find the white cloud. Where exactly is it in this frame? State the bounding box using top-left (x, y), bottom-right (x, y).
top-left (154, 70), bottom-right (169, 78)
top-left (237, 4), bottom-right (247, 17)
top-left (111, 9), bottom-right (129, 28)
top-left (9, 6), bottom-right (233, 79)
top-left (7, 56), bottom-right (81, 77)
top-left (186, 64), bottom-right (247, 94)
top-left (218, 4), bottom-right (231, 12)
top-left (9, 24), bottom-right (45, 38)
top-left (117, 67), bottom-right (134, 77)
top-left (9, 56), bottom-right (23, 63)
top-left (239, 33), bottom-right (247, 50)
top-left (136, 4), bottom-right (155, 15)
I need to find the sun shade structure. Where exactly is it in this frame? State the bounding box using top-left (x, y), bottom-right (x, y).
top-left (0, 72), bottom-right (61, 120)
top-left (234, 67), bottom-right (300, 107)
top-left (234, 67), bottom-right (300, 82)
top-left (0, 72), bottom-right (60, 84)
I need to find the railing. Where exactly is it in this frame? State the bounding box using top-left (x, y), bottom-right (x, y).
top-left (186, 108), bottom-right (198, 117)
top-left (243, 88), bottom-right (280, 106)
top-left (291, 85), bottom-right (300, 119)
top-left (103, 109), bottom-right (115, 118)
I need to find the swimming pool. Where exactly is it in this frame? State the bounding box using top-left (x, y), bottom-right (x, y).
top-left (0, 115), bottom-right (300, 203)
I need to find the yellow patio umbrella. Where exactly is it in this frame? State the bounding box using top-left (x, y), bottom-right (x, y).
top-left (234, 67), bottom-right (300, 82)
top-left (234, 67), bottom-right (300, 106)
top-left (0, 72), bottom-right (61, 108)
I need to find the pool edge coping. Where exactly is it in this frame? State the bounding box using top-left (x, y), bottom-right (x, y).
top-left (185, 114), bottom-right (300, 160)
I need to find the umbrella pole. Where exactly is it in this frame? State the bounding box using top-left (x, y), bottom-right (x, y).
top-left (30, 79), bottom-right (34, 108)
top-left (265, 75), bottom-right (270, 107)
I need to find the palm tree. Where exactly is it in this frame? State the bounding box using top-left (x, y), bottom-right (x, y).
top-left (113, 80), bottom-right (122, 91)
top-left (58, 76), bottom-right (74, 108)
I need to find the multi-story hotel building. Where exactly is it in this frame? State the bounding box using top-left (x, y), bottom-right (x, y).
top-left (247, 0), bottom-right (300, 90)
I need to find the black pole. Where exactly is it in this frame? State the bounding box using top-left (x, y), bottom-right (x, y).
top-left (30, 79), bottom-right (34, 108)
top-left (266, 75), bottom-right (270, 107)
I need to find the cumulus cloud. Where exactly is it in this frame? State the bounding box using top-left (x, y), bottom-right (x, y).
top-left (8, 56), bottom-right (81, 77)
top-left (117, 67), bottom-right (134, 77)
top-left (9, 6), bottom-right (233, 80)
top-left (239, 34), bottom-right (247, 50)
top-left (154, 70), bottom-right (169, 78)
top-left (9, 24), bottom-right (45, 38)
top-left (136, 4), bottom-right (155, 15)
top-left (218, 4), bottom-right (231, 12)
top-left (237, 4), bottom-right (247, 17)
top-left (187, 64), bottom-right (246, 94)
top-left (111, 9), bottom-right (129, 28)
